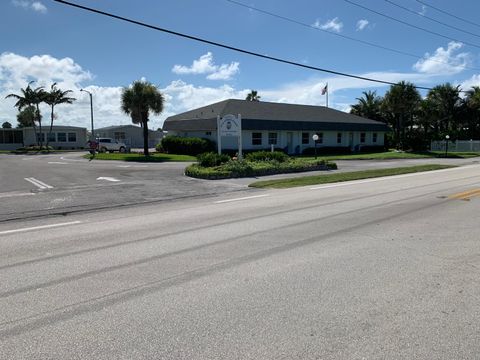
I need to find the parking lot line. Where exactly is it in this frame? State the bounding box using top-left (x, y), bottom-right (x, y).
top-left (24, 177), bottom-right (54, 189)
top-left (0, 221), bottom-right (82, 236)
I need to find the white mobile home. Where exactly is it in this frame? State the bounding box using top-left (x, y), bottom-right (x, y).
top-left (0, 126), bottom-right (87, 150)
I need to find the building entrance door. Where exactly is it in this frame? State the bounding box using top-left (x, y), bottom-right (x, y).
top-left (287, 132), bottom-right (293, 154)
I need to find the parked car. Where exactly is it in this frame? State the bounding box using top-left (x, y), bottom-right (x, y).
top-left (96, 138), bottom-right (128, 153)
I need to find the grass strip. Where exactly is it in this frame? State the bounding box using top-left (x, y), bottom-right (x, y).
top-left (84, 153), bottom-right (196, 162)
top-left (249, 164), bottom-right (456, 189)
top-left (299, 151), bottom-right (480, 160)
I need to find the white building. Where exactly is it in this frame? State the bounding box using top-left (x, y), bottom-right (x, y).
top-left (95, 125), bottom-right (163, 148)
top-left (0, 125), bottom-right (87, 150)
top-left (163, 99), bottom-right (390, 154)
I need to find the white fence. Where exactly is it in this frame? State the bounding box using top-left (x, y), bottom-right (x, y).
top-left (431, 140), bottom-right (480, 152)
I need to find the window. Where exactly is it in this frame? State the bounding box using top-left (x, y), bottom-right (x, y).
top-left (114, 132), bottom-right (126, 140)
top-left (315, 132), bottom-right (323, 144)
top-left (268, 132), bottom-right (277, 145)
top-left (47, 132), bottom-right (56, 142)
top-left (0, 130), bottom-right (22, 144)
top-left (68, 132), bottom-right (77, 142)
top-left (205, 131), bottom-right (212, 136)
top-left (57, 132), bottom-right (66, 142)
top-left (36, 133), bottom-right (45, 142)
top-left (360, 132), bottom-right (366, 143)
top-left (302, 132), bottom-right (309, 144)
top-left (337, 132), bottom-right (342, 144)
top-left (252, 132), bottom-right (262, 145)
top-left (372, 133), bottom-right (377, 143)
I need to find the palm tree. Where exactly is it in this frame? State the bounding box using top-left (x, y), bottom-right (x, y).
top-left (425, 83), bottom-right (462, 138)
top-left (5, 81), bottom-right (46, 147)
top-left (121, 80), bottom-right (164, 156)
top-left (44, 83), bottom-right (76, 147)
top-left (246, 90), bottom-right (261, 102)
top-left (350, 90), bottom-right (383, 122)
top-left (463, 86), bottom-right (480, 139)
top-left (382, 81), bottom-right (421, 150)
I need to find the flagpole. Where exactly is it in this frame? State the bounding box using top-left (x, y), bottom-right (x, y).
top-left (326, 82), bottom-right (329, 108)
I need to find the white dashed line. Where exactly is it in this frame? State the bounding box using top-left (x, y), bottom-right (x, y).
top-left (0, 192), bottom-right (34, 199)
top-left (214, 194), bottom-right (269, 204)
top-left (48, 161), bottom-right (69, 165)
top-left (97, 177), bottom-right (121, 182)
top-left (24, 177), bottom-right (53, 189)
top-left (0, 221), bottom-right (82, 236)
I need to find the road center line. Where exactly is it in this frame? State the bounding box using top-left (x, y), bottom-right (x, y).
top-left (0, 221), bottom-right (82, 236)
top-left (214, 194), bottom-right (269, 204)
top-left (24, 177), bottom-right (53, 189)
top-left (310, 165), bottom-right (478, 190)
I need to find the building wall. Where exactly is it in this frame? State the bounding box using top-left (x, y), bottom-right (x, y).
top-left (171, 130), bottom-right (385, 153)
top-left (96, 127), bottom-right (163, 148)
top-left (23, 127), bottom-right (87, 149)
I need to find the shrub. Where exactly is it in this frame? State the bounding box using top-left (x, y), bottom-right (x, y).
top-left (197, 152), bottom-right (231, 167)
top-left (223, 160), bottom-right (254, 176)
top-left (160, 136), bottom-right (215, 155)
top-left (245, 151), bottom-right (289, 163)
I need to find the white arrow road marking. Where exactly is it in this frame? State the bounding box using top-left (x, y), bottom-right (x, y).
top-left (24, 177), bottom-right (53, 189)
top-left (0, 221), bottom-right (82, 236)
top-left (214, 194), bottom-right (269, 204)
top-left (48, 161), bottom-right (69, 165)
top-left (97, 177), bottom-right (121, 182)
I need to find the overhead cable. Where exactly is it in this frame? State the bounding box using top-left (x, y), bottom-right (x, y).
top-left (385, 0), bottom-right (480, 39)
top-left (54, 0), bottom-right (464, 92)
top-left (344, 0), bottom-right (480, 50)
top-left (226, 0), bottom-right (480, 72)
top-left (416, 0), bottom-right (480, 30)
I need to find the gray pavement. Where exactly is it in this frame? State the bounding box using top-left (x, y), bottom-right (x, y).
top-left (1, 164), bottom-right (480, 358)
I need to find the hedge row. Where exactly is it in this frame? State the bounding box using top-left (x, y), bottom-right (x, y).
top-left (158, 136), bottom-right (215, 155)
top-left (185, 159), bottom-right (337, 180)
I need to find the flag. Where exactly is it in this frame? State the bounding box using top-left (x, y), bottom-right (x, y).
top-left (321, 83), bottom-right (328, 95)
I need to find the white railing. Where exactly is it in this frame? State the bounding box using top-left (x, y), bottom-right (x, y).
top-left (431, 140), bottom-right (480, 152)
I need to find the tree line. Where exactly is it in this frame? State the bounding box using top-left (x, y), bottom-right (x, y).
top-left (5, 81), bottom-right (75, 149)
top-left (350, 81), bottom-right (480, 150)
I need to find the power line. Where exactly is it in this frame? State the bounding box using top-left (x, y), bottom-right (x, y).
top-left (385, 0), bottom-right (480, 39)
top-left (343, 0), bottom-right (480, 50)
top-left (226, 0), bottom-right (480, 73)
top-left (416, 0), bottom-right (480, 30)
top-left (54, 0), bottom-right (464, 92)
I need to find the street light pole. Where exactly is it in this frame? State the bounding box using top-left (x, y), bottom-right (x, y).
top-left (80, 89), bottom-right (94, 141)
top-left (312, 134), bottom-right (319, 159)
top-left (445, 134), bottom-right (450, 158)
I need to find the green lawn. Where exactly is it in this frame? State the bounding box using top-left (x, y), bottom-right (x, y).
top-left (249, 164), bottom-right (455, 189)
top-left (84, 152), bottom-right (196, 162)
top-left (299, 151), bottom-right (480, 161)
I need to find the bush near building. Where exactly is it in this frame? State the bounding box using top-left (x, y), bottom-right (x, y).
top-left (158, 136), bottom-right (215, 155)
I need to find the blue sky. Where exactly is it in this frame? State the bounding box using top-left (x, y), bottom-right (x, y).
top-left (1, 0), bottom-right (480, 130)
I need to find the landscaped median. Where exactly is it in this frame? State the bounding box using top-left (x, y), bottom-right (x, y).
top-left (185, 151), bottom-right (337, 180)
top-left (248, 164), bottom-right (456, 189)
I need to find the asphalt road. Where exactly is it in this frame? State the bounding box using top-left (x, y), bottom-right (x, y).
top-left (1, 163), bottom-right (480, 359)
top-left (1, 152), bottom-right (478, 221)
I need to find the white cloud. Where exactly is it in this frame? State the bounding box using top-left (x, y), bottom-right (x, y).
top-left (413, 41), bottom-right (470, 75)
top-left (356, 19), bottom-right (369, 31)
top-left (460, 74), bottom-right (480, 92)
top-left (313, 17), bottom-right (343, 33)
top-left (12, 0), bottom-right (47, 13)
top-left (31, 1), bottom-right (47, 13)
top-left (172, 52), bottom-right (240, 80)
